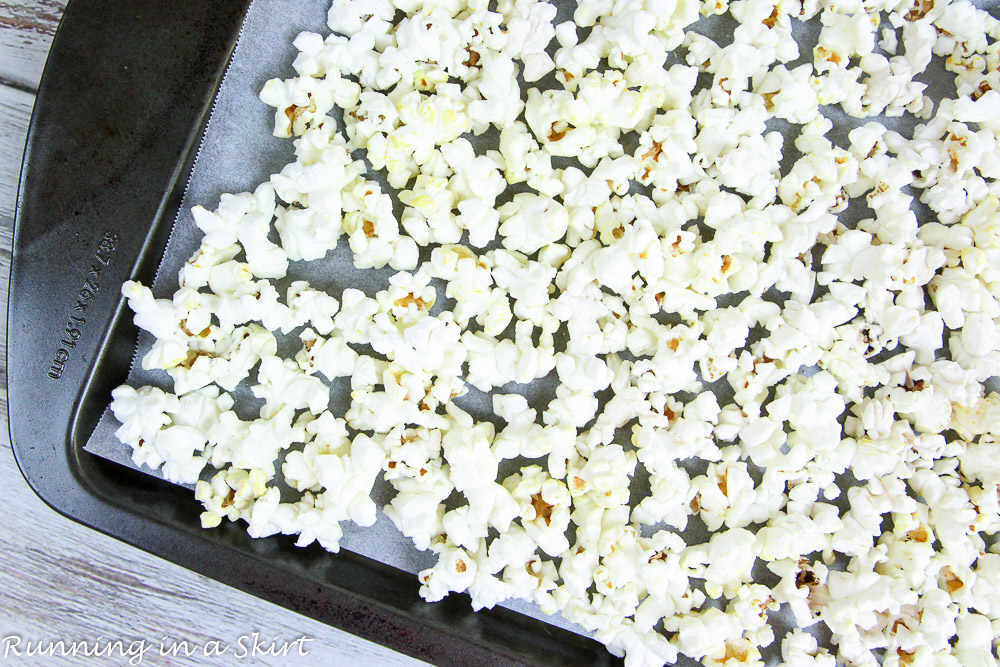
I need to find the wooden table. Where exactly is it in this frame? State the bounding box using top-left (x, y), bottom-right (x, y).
top-left (0, 3), bottom-right (424, 665)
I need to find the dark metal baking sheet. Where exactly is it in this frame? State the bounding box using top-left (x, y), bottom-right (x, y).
top-left (6, 1), bottom-right (614, 664)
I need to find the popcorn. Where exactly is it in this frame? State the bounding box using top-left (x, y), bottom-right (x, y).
top-left (503, 466), bottom-right (571, 557)
top-left (497, 194), bottom-right (570, 255)
top-left (664, 607), bottom-right (745, 661)
top-left (466, 55), bottom-right (524, 129)
top-left (490, 249), bottom-right (556, 325)
top-left (382, 429), bottom-right (453, 550)
top-left (952, 613), bottom-right (999, 667)
top-left (110, 0), bottom-right (1000, 663)
top-left (326, 0), bottom-right (394, 40)
top-left (149, 424), bottom-right (210, 485)
top-left (196, 467), bottom-right (269, 528)
top-left (603, 621), bottom-right (679, 667)
top-left (260, 72), bottom-right (360, 138)
top-left (110, 385), bottom-right (179, 451)
top-left (333, 288), bottom-right (379, 344)
top-left (283, 412), bottom-right (349, 490)
top-left (633, 461), bottom-right (693, 530)
top-left (781, 628), bottom-right (837, 666)
top-left (499, 0), bottom-right (557, 81)
top-left (702, 460), bottom-right (785, 532)
top-left (252, 355), bottom-right (330, 417)
top-left (576, 444), bottom-right (637, 509)
top-left (166, 324), bottom-right (276, 395)
top-left (462, 319), bottom-right (556, 391)
top-left (296, 328), bottom-right (358, 380)
top-left (419, 542), bottom-right (479, 602)
top-left (756, 64), bottom-right (821, 124)
top-left (524, 76), bottom-right (642, 167)
top-left (756, 508), bottom-right (841, 561)
top-left (289, 492), bottom-right (349, 552)
top-left (121, 281), bottom-right (184, 341)
top-left (769, 558), bottom-right (830, 628)
top-left (686, 528), bottom-right (758, 598)
top-left (814, 9), bottom-right (877, 74)
top-left (308, 432), bottom-right (388, 527)
top-left (223, 406), bottom-right (307, 477)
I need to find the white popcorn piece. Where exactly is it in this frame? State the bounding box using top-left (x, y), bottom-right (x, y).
top-left (463, 320), bottom-right (556, 392)
top-left (419, 542), bottom-right (479, 602)
top-left (122, 281), bottom-right (184, 341)
top-left (150, 424), bottom-right (209, 485)
top-left (498, 194), bottom-right (570, 255)
top-left (260, 72), bottom-right (359, 138)
top-left (664, 607), bottom-right (744, 661)
top-left (296, 327), bottom-right (358, 380)
top-left (683, 528), bottom-right (758, 599)
top-left (498, 0), bottom-right (556, 82)
top-left (503, 466), bottom-right (571, 557)
top-left (466, 55), bottom-right (524, 129)
top-left (283, 412), bottom-right (350, 491)
top-left (781, 628), bottom-right (837, 666)
top-left (252, 355), bottom-right (330, 417)
top-left (110, 385), bottom-right (179, 451)
top-left (307, 432), bottom-right (388, 527)
top-left (218, 406), bottom-right (307, 477)
top-left (196, 467), bottom-right (269, 528)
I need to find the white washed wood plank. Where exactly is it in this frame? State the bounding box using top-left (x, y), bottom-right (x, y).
top-left (0, 83), bottom-right (32, 220)
top-left (0, 239), bottom-right (8, 433)
top-left (0, 0), bottom-right (66, 91)
top-left (0, 84), bottom-right (30, 433)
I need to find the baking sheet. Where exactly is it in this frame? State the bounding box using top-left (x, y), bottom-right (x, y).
top-left (83, 0), bottom-right (1000, 660)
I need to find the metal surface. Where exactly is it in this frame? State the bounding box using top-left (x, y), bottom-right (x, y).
top-left (5, 1), bottom-right (615, 664)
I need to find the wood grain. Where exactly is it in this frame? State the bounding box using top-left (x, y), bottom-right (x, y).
top-left (0, 3), bottom-right (424, 665)
top-left (0, 85), bottom-right (31, 431)
top-left (0, 0), bottom-right (64, 91)
top-left (0, 84), bottom-right (31, 220)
